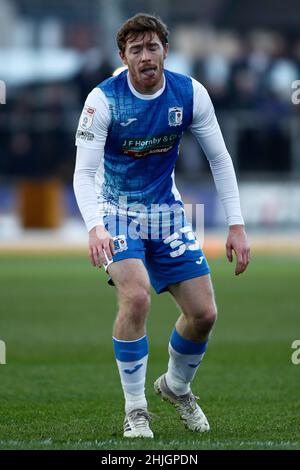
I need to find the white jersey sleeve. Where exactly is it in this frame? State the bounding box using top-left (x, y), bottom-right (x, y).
top-left (75, 87), bottom-right (111, 149)
top-left (73, 88), bottom-right (111, 231)
top-left (189, 78), bottom-right (244, 226)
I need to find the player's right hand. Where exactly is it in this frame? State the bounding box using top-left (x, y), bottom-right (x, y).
top-left (88, 225), bottom-right (115, 268)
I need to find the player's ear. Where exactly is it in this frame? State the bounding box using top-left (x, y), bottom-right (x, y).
top-left (163, 43), bottom-right (169, 60)
top-left (119, 50), bottom-right (127, 66)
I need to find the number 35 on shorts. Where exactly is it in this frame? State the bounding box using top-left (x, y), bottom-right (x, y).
top-left (163, 226), bottom-right (200, 258)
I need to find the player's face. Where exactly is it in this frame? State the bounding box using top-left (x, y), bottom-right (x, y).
top-left (120, 32), bottom-right (168, 94)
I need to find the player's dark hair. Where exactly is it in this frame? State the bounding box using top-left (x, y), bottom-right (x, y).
top-left (117, 13), bottom-right (169, 53)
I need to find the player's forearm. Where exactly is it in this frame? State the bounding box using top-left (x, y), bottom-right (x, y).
top-left (73, 146), bottom-right (104, 231)
top-left (73, 169), bottom-right (104, 231)
top-left (208, 151), bottom-right (244, 226)
top-left (193, 126), bottom-right (244, 225)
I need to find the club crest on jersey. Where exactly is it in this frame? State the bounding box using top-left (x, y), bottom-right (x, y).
top-left (113, 235), bottom-right (128, 254)
top-left (79, 106), bottom-right (95, 130)
top-left (168, 107), bottom-right (183, 127)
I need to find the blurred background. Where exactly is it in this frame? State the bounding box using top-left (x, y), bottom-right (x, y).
top-left (0, 0), bottom-right (300, 253)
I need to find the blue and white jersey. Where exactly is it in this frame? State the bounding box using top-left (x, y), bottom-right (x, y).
top-left (97, 70), bottom-right (192, 209)
top-left (77, 70), bottom-right (193, 212)
top-left (74, 70), bottom-right (244, 232)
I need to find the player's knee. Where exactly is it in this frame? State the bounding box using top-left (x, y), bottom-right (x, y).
top-left (192, 305), bottom-right (217, 334)
top-left (131, 289), bottom-right (151, 316)
top-left (120, 288), bottom-right (151, 322)
top-left (203, 306), bottom-right (217, 330)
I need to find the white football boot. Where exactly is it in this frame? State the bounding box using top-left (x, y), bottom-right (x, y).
top-left (154, 374), bottom-right (210, 432)
top-left (123, 408), bottom-right (154, 438)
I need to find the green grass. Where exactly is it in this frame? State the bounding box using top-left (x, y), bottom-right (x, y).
top-left (0, 254), bottom-right (299, 450)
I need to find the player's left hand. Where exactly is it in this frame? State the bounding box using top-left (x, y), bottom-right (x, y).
top-left (226, 225), bottom-right (250, 275)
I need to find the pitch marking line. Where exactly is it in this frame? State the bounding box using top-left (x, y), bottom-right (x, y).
top-left (0, 439), bottom-right (299, 449)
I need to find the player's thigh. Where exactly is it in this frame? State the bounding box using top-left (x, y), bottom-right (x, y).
top-left (168, 274), bottom-right (217, 319)
top-left (108, 258), bottom-right (151, 305)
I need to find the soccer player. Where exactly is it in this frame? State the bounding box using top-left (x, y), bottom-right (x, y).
top-left (73, 13), bottom-right (250, 439)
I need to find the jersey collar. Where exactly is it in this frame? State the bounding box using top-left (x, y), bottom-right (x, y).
top-left (127, 72), bottom-right (166, 100)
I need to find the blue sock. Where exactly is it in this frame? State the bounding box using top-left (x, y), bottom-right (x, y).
top-left (165, 328), bottom-right (208, 395)
top-left (113, 335), bottom-right (148, 413)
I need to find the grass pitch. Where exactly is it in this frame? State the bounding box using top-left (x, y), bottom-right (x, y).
top-left (0, 254), bottom-right (299, 450)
